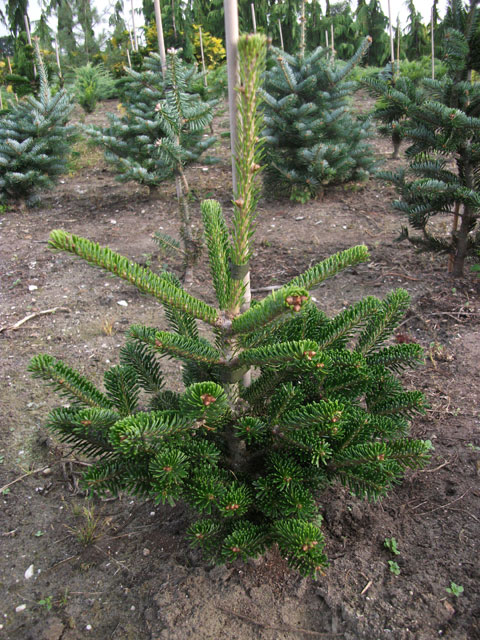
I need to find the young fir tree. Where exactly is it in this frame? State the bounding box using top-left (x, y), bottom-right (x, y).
top-left (262, 36), bottom-right (375, 202)
top-left (0, 41), bottom-right (76, 206)
top-left (86, 49), bottom-right (216, 189)
top-left (30, 34), bottom-right (431, 579)
top-left (365, 65), bottom-right (422, 159)
top-left (367, 3), bottom-right (480, 276)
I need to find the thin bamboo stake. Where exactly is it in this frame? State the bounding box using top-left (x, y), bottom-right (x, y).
top-left (54, 36), bottom-right (62, 83)
top-left (431, 6), bottom-right (435, 79)
top-left (387, 0), bottom-right (394, 68)
top-left (199, 26), bottom-right (208, 87)
top-left (0, 91), bottom-right (3, 110)
top-left (330, 23), bottom-right (334, 57)
top-left (325, 29), bottom-right (329, 49)
top-left (126, 47), bottom-right (132, 69)
top-left (130, 0), bottom-right (138, 51)
top-left (396, 15), bottom-right (400, 76)
top-left (278, 19), bottom-right (284, 49)
top-left (224, 0), bottom-right (239, 195)
top-left (7, 57), bottom-right (19, 103)
top-left (251, 3), bottom-right (256, 33)
top-left (128, 28), bottom-right (135, 51)
top-left (153, 0), bottom-right (167, 76)
top-left (24, 15), bottom-right (37, 78)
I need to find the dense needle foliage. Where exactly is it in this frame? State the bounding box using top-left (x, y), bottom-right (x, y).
top-left (30, 34), bottom-right (431, 579)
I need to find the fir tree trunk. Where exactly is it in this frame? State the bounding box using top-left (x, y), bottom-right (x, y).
top-left (176, 166), bottom-right (196, 284)
top-left (452, 204), bottom-right (472, 277)
top-left (391, 130), bottom-right (401, 159)
top-left (452, 158), bottom-right (475, 277)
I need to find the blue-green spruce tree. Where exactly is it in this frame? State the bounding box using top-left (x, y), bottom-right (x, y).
top-left (262, 36), bottom-right (375, 202)
top-left (0, 41), bottom-right (76, 206)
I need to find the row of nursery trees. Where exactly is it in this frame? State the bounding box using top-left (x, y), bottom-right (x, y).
top-left (1, 0), bottom-right (478, 578)
top-left (1, 0), bottom-right (479, 275)
top-left (2, 0), bottom-right (480, 92)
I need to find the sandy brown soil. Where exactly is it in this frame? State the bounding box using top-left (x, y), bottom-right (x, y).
top-left (1, 96), bottom-right (479, 640)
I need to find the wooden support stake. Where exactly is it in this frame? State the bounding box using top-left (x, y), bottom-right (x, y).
top-left (431, 6), bottom-right (435, 79)
top-left (198, 26), bottom-right (208, 87)
top-left (126, 47), bottom-right (132, 69)
top-left (251, 3), bottom-right (256, 33)
top-left (278, 19), bottom-right (284, 49)
top-left (325, 29), bottom-right (329, 49)
top-left (300, 0), bottom-right (306, 57)
top-left (24, 15), bottom-right (37, 77)
top-left (330, 23), bottom-right (334, 56)
top-left (396, 15), bottom-right (400, 76)
top-left (154, 0), bottom-right (167, 76)
top-left (387, 0), bottom-right (395, 68)
top-left (54, 36), bottom-right (62, 82)
top-left (224, 0), bottom-right (239, 195)
top-left (130, 0), bottom-right (138, 51)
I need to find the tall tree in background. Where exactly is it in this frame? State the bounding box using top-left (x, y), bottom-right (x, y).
top-left (109, 0), bottom-right (126, 37)
top-left (193, 0), bottom-right (224, 42)
top-left (404, 0), bottom-right (429, 59)
top-left (74, 0), bottom-right (98, 61)
top-left (1, 0), bottom-right (29, 37)
top-left (33, 12), bottom-right (54, 50)
top-left (142, 0), bottom-right (155, 26)
top-left (356, 0), bottom-right (389, 66)
top-left (48, 0), bottom-right (77, 58)
top-left (269, 0), bottom-right (301, 53)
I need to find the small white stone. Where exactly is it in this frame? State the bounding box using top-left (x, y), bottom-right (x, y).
top-left (15, 605), bottom-right (26, 613)
top-left (117, 300), bottom-right (128, 307)
top-left (28, 285), bottom-right (38, 291)
top-left (110, 219), bottom-right (117, 224)
top-left (149, 511), bottom-right (156, 517)
top-left (295, 216), bottom-right (305, 221)
top-left (24, 565), bottom-right (34, 580)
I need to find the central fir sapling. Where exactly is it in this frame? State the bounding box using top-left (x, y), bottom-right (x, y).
top-left (262, 36), bottom-right (375, 202)
top-left (30, 34), bottom-right (431, 578)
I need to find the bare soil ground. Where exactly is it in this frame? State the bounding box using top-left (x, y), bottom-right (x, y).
top-left (1, 96), bottom-right (479, 640)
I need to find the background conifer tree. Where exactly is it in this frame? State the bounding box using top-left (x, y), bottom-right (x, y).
top-left (368, 0), bottom-right (480, 276)
top-left (365, 66), bottom-right (422, 159)
top-left (86, 49), bottom-right (216, 189)
top-left (262, 36), bottom-right (375, 202)
top-left (0, 40), bottom-right (76, 205)
top-left (30, 34), bottom-right (431, 579)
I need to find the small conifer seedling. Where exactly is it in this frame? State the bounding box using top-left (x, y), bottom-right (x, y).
top-left (30, 34), bottom-right (431, 579)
